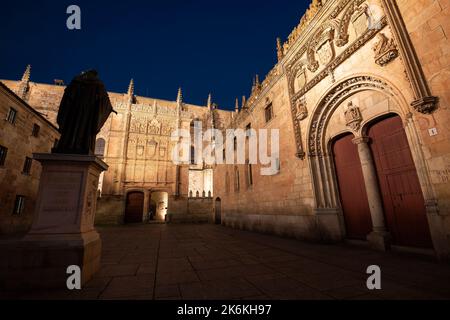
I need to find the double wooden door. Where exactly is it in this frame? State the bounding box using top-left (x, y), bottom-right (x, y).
top-left (333, 115), bottom-right (432, 248)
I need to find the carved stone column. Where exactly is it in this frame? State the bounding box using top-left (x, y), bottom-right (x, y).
top-left (353, 137), bottom-right (391, 251)
top-left (381, 0), bottom-right (438, 114)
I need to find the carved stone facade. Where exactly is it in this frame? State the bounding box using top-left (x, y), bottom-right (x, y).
top-left (1, 0), bottom-right (449, 260)
top-left (1, 77), bottom-right (233, 227)
top-left (214, 0), bottom-right (450, 260)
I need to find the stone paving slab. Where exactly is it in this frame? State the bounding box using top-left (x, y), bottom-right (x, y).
top-left (2, 224), bottom-right (450, 300)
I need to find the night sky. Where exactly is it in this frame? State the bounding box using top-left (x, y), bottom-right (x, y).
top-left (0, 0), bottom-right (309, 110)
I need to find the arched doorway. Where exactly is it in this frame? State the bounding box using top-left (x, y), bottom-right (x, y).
top-left (367, 114), bottom-right (432, 248)
top-left (215, 198), bottom-right (222, 225)
top-left (148, 199), bottom-right (157, 221)
top-left (150, 191), bottom-right (169, 221)
top-left (332, 134), bottom-right (373, 240)
top-left (125, 192), bottom-right (144, 224)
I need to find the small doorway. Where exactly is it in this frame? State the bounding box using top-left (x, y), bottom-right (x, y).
top-left (215, 198), bottom-right (222, 225)
top-left (150, 192), bottom-right (169, 221)
top-left (332, 134), bottom-right (373, 240)
top-left (125, 192), bottom-right (144, 224)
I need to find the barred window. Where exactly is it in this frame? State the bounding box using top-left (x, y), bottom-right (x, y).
top-left (6, 108), bottom-right (17, 124)
top-left (0, 145), bottom-right (7, 166)
top-left (22, 157), bottom-right (32, 175)
top-left (32, 124), bottom-right (41, 137)
top-left (13, 196), bottom-right (26, 215)
top-left (265, 103), bottom-right (273, 123)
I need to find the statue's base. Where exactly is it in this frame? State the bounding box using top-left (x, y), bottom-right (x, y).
top-left (0, 154), bottom-right (108, 290)
top-left (0, 231), bottom-right (101, 290)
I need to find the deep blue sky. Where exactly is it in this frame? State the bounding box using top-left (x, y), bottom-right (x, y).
top-left (0, 0), bottom-right (309, 110)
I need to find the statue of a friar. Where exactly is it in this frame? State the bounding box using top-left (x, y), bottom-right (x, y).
top-left (53, 70), bottom-right (117, 155)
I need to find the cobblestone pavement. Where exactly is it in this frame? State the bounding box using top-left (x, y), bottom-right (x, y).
top-left (5, 224), bottom-right (450, 300)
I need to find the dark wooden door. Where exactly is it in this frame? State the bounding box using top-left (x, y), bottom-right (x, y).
top-left (368, 115), bottom-right (432, 248)
top-left (125, 192), bottom-right (144, 224)
top-left (333, 134), bottom-right (373, 240)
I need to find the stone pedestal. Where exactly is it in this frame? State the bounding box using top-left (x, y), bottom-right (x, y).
top-left (0, 154), bottom-right (108, 290)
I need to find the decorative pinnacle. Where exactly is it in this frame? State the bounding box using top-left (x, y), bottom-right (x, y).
top-left (207, 93), bottom-right (212, 109)
top-left (235, 98), bottom-right (240, 112)
top-left (127, 79), bottom-right (134, 96)
top-left (242, 95), bottom-right (247, 109)
top-left (177, 87), bottom-right (183, 104)
top-left (277, 37), bottom-right (284, 61)
top-left (21, 65), bottom-right (31, 82)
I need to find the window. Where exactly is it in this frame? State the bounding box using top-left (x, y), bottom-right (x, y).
top-left (247, 163), bottom-right (253, 187)
top-left (32, 124), bottom-right (41, 137)
top-left (0, 145), bottom-right (7, 166)
top-left (13, 196), bottom-right (26, 215)
top-left (246, 123), bottom-right (252, 138)
top-left (234, 167), bottom-right (240, 192)
top-left (190, 146), bottom-right (196, 165)
top-left (6, 108), bottom-right (17, 124)
top-left (95, 138), bottom-right (106, 157)
top-left (265, 103), bottom-right (273, 123)
top-left (22, 157), bottom-right (32, 175)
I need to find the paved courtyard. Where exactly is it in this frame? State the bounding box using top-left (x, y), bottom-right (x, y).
top-left (6, 224), bottom-right (450, 300)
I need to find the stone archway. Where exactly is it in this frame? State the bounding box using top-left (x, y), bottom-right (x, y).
top-left (306, 75), bottom-right (438, 250)
top-left (150, 191), bottom-right (169, 221)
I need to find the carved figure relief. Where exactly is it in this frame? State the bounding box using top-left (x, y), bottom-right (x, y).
top-left (316, 28), bottom-right (335, 66)
top-left (372, 33), bottom-right (399, 66)
top-left (344, 101), bottom-right (363, 131)
top-left (296, 97), bottom-right (308, 121)
top-left (294, 68), bottom-right (307, 93)
top-left (147, 139), bottom-right (158, 158)
top-left (352, 4), bottom-right (369, 37)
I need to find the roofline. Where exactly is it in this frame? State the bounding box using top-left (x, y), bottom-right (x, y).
top-left (1, 79), bottom-right (235, 113)
top-left (0, 81), bottom-right (60, 133)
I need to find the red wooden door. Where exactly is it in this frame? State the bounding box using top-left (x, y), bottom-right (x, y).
top-left (125, 192), bottom-right (144, 224)
top-left (333, 134), bottom-right (373, 240)
top-left (368, 115), bottom-right (432, 248)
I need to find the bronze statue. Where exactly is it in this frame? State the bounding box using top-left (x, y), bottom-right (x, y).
top-left (53, 70), bottom-right (117, 155)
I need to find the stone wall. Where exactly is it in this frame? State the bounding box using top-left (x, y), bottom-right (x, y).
top-left (0, 83), bottom-right (60, 235)
top-left (167, 197), bottom-right (213, 223)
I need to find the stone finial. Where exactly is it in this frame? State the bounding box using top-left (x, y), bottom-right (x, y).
top-left (127, 79), bottom-right (135, 104)
top-left (177, 87), bottom-right (183, 104)
top-left (208, 191), bottom-right (212, 198)
top-left (127, 79), bottom-right (134, 96)
top-left (18, 64), bottom-right (31, 100)
top-left (277, 37), bottom-right (284, 61)
top-left (242, 96), bottom-right (247, 109)
top-left (202, 190), bottom-right (206, 198)
top-left (235, 98), bottom-right (240, 113)
top-left (21, 65), bottom-right (31, 82)
top-left (207, 93), bottom-right (212, 110)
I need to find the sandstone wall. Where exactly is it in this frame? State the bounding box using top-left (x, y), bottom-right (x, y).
top-left (0, 83), bottom-right (60, 235)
